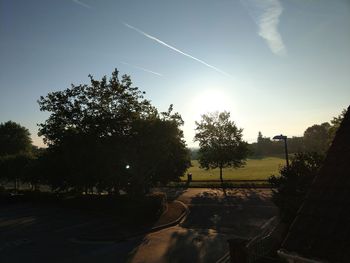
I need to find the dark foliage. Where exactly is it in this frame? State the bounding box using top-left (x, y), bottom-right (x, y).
top-left (268, 152), bottom-right (324, 223)
top-left (303, 123), bottom-right (331, 154)
top-left (0, 121), bottom-right (32, 156)
top-left (37, 69), bottom-right (190, 195)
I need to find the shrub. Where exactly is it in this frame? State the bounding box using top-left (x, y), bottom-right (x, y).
top-left (269, 152), bottom-right (324, 223)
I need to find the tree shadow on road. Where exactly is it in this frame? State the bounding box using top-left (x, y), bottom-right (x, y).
top-left (189, 188), bottom-right (273, 206)
top-left (181, 188), bottom-right (278, 238)
top-left (154, 187), bottom-right (188, 201)
top-left (163, 228), bottom-right (228, 263)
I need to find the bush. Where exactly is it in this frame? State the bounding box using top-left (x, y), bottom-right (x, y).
top-left (268, 152), bottom-right (324, 223)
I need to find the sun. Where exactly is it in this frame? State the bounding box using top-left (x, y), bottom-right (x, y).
top-left (191, 90), bottom-right (231, 117)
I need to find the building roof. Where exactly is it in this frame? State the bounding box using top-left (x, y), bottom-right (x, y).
top-left (280, 106), bottom-right (350, 263)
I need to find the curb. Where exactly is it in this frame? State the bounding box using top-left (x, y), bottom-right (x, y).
top-left (73, 200), bottom-right (189, 243)
top-left (149, 200), bottom-right (189, 232)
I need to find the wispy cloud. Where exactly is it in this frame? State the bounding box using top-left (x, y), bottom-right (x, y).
top-left (123, 22), bottom-right (232, 77)
top-left (121, 61), bottom-right (162, 76)
top-left (72, 0), bottom-right (91, 9)
top-left (243, 0), bottom-right (286, 56)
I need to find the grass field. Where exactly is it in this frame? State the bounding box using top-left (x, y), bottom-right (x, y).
top-left (181, 157), bottom-right (285, 181)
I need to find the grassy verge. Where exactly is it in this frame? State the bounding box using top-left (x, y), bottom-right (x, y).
top-left (181, 157), bottom-right (285, 181)
top-left (167, 181), bottom-right (272, 188)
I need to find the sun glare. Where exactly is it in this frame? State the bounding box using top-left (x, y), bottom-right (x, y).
top-left (191, 90), bottom-right (231, 117)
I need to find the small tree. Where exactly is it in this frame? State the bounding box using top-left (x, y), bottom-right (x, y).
top-left (0, 121), bottom-right (32, 156)
top-left (194, 111), bottom-right (249, 182)
top-left (268, 152), bottom-right (324, 223)
top-left (0, 121), bottom-right (33, 190)
top-left (0, 153), bottom-right (34, 190)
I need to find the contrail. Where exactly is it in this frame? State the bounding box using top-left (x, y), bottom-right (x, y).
top-left (72, 0), bottom-right (91, 9)
top-left (123, 22), bottom-right (232, 77)
top-left (120, 61), bottom-right (162, 76)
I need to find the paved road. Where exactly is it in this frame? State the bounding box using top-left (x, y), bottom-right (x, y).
top-left (128, 188), bottom-right (278, 263)
top-left (0, 188), bottom-right (278, 263)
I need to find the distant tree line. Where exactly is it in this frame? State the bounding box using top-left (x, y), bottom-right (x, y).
top-left (249, 110), bottom-right (346, 157)
top-left (0, 70), bottom-right (190, 195)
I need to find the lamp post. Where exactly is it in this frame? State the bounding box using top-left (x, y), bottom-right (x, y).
top-left (273, 134), bottom-right (289, 168)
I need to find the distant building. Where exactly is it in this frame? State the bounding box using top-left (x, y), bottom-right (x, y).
top-left (278, 106), bottom-right (350, 263)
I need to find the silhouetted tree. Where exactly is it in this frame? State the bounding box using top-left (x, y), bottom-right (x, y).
top-left (0, 121), bottom-right (34, 190)
top-left (269, 152), bottom-right (324, 223)
top-left (303, 122), bottom-right (331, 154)
top-left (126, 106), bottom-right (190, 194)
top-left (0, 121), bottom-right (32, 156)
top-left (194, 111), bottom-right (249, 182)
top-left (328, 108), bottom-right (346, 145)
top-left (0, 153), bottom-right (34, 190)
top-left (38, 69), bottom-right (189, 194)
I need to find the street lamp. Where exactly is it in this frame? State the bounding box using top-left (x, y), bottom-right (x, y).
top-left (273, 134), bottom-right (289, 168)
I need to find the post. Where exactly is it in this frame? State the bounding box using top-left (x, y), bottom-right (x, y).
top-left (273, 135), bottom-right (289, 169)
top-left (227, 238), bottom-right (249, 263)
top-left (219, 165), bottom-right (223, 183)
top-left (284, 137), bottom-right (289, 168)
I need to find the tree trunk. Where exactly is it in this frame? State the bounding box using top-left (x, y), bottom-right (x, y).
top-left (220, 166), bottom-right (223, 183)
top-left (113, 183), bottom-right (120, 196)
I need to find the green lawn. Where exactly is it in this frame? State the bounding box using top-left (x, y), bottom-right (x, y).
top-left (181, 157), bottom-right (285, 181)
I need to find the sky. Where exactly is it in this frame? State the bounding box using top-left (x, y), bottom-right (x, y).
top-left (1, 0), bottom-right (349, 147)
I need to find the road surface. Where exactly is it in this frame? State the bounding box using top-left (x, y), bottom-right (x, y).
top-left (0, 188), bottom-right (278, 263)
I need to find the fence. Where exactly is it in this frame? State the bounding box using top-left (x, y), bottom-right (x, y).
top-left (227, 216), bottom-right (280, 263)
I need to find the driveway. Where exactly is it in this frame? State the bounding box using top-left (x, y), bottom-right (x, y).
top-left (128, 188), bottom-right (278, 262)
top-left (0, 188), bottom-right (278, 263)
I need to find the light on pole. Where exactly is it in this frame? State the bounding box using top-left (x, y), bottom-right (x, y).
top-left (273, 134), bottom-right (289, 168)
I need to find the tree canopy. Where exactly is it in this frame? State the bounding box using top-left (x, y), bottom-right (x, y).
top-left (38, 70), bottom-right (155, 145)
top-left (37, 69), bottom-right (190, 194)
top-left (194, 111), bottom-right (249, 182)
top-left (303, 122), bottom-right (331, 154)
top-left (0, 121), bottom-right (32, 156)
top-left (0, 121), bottom-right (35, 190)
top-left (328, 108), bottom-right (347, 144)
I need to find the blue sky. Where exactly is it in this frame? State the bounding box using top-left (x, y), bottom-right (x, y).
top-left (1, 0), bottom-right (349, 147)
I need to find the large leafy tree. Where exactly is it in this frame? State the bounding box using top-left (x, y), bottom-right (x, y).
top-left (0, 121), bottom-right (32, 156)
top-left (194, 111), bottom-right (249, 182)
top-left (38, 69), bottom-right (189, 193)
top-left (38, 70), bottom-right (155, 192)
